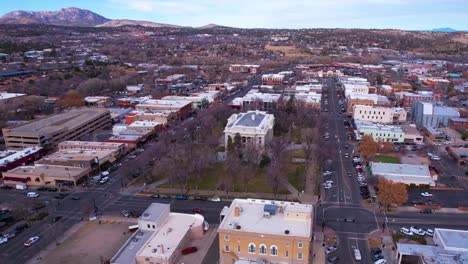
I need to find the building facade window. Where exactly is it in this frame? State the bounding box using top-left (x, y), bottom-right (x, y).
top-left (248, 243), bottom-right (256, 254)
top-left (237, 245), bottom-right (241, 252)
top-left (285, 250), bottom-right (289, 257)
top-left (224, 245), bottom-right (230, 252)
top-left (224, 235), bottom-right (229, 241)
top-left (298, 242), bottom-right (303, 248)
top-left (298, 253), bottom-right (303, 260)
top-left (270, 245), bottom-right (278, 256)
top-left (259, 244), bottom-right (267, 255)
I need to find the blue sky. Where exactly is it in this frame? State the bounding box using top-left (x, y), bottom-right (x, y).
top-left (1, 0), bottom-right (467, 30)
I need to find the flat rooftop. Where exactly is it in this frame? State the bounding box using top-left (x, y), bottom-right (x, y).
top-left (136, 99), bottom-right (192, 108)
top-left (219, 198), bottom-right (313, 238)
top-left (0, 147), bottom-right (42, 166)
top-left (397, 243), bottom-right (468, 264)
top-left (0, 92), bottom-right (26, 100)
top-left (39, 148), bottom-right (115, 163)
top-left (436, 228), bottom-right (468, 251)
top-left (58, 141), bottom-right (124, 149)
top-left (6, 108), bottom-right (109, 135)
top-left (111, 229), bottom-right (155, 264)
top-left (372, 163), bottom-right (430, 177)
top-left (7, 164), bottom-right (89, 178)
top-left (137, 213), bottom-right (204, 260)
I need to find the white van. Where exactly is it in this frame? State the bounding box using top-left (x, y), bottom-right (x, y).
top-left (353, 248), bottom-right (362, 260)
top-left (375, 259), bottom-right (386, 264)
top-left (26, 192), bottom-right (39, 198)
top-left (400, 227), bottom-right (413, 236)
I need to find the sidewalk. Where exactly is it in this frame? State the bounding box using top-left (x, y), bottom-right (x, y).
top-left (389, 206), bottom-right (468, 214)
top-left (26, 221), bottom-right (87, 264)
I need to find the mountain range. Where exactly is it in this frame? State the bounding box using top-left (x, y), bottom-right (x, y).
top-left (0, 7), bottom-right (217, 29)
top-left (0, 7), bottom-right (465, 32)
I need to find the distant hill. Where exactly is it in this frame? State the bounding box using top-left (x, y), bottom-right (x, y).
top-left (96, 19), bottom-right (181, 28)
top-left (0, 7), bottom-right (110, 27)
top-left (431, 27), bottom-right (464, 33)
top-left (198, 23), bottom-right (223, 29)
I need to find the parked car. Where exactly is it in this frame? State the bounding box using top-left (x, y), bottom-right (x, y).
top-left (371, 248), bottom-right (382, 255)
top-left (175, 195), bottom-right (188, 200)
top-left (15, 223), bottom-right (29, 232)
top-left (411, 200), bottom-right (423, 205)
top-left (37, 187), bottom-right (48, 191)
top-left (70, 196), bottom-right (81, 200)
top-left (24, 236), bottom-right (39, 246)
top-left (323, 171), bottom-right (333, 176)
top-left (193, 196), bottom-right (208, 201)
top-left (324, 245), bottom-right (337, 255)
top-left (150, 194), bottom-right (160, 199)
top-left (192, 208), bottom-right (203, 214)
top-left (52, 216), bottom-right (62, 222)
top-left (0, 186), bottom-right (12, 190)
top-left (420, 192), bottom-right (433, 197)
top-left (420, 208), bottom-right (432, 214)
top-left (121, 210), bottom-right (132, 217)
top-left (400, 227), bottom-right (413, 236)
top-left (425, 228), bottom-right (434, 237)
top-left (160, 195), bottom-right (171, 199)
top-left (374, 259), bottom-right (386, 264)
top-left (47, 188), bottom-right (58, 192)
top-left (327, 255), bottom-right (340, 264)
top-left (373, 253), bottom-right (385, 261)
top-left (347, 171), bottom-right (352, 177)
top-left (410, 226), bottom-right (426, 236)
top-left (324, 183), bottom-right (332, 189)
top-left (431, 156), bottom-right (441, 160)
top-left (0, 236), bottom-right (8, 244)
top-left (181, 246), bottom-right (198, 255)
top-left (99, 176), bottom-right (110, 184)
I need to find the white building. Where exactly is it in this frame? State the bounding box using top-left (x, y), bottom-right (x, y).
top-left (371, 162), bottom-right (436, 186)
top-left (396, 228), bottom-right (468, 263)
top-left (355, 121), bottom-right (405, 143)
top-left (224, 111), bottom-right (274, 149)
top-left (353, 105), bottom-right (407, 124)
top-left (241, 89), bottom-right (282, 110)
top-left (111, 203), bottom-right (205, 264)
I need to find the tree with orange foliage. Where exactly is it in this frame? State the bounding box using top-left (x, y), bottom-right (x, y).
top-left (379, 142), bottom-right (394, 153)
top-left (57, 90), bottom-right (85, 108)
top-left (358, 135), bottom-right (379, 158)
top-left (377, 177), bottom-right (408, 209)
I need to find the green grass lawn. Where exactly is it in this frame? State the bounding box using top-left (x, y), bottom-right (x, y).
top-left (286, 149), bottom-right (306, 159)
top-left (159, 162), bottom-right (222, 190)
top-left (374, 155), bottom-right (400, 164)
top-left (284, 163), bottom-right (306, 191)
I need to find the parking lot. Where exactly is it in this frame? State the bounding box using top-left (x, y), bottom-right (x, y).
top-left (38, 221), bottom-right (132, 264)
top-left (405, 188), bottom-right (468, 208)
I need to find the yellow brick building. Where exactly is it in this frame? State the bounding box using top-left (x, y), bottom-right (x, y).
top-left (218, 199), bottom-right (313, 264)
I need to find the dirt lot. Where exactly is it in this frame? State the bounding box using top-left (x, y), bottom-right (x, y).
top-left (40, 221), bottom-right (132, 264)
top-left (264, 45), bottom-right (311, 57)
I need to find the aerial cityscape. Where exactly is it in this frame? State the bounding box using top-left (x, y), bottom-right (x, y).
top-left (0, 1), bottom-right (467, 264)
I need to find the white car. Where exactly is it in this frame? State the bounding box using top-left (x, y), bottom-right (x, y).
top-left (0, 236), bottom-right (8, 244)
top-left (400, 227), bottom-right (413, 236)
top-left (26, 192), bottom-right (39, 198)
top-left (410, 226), bottom-right (425, 236)
top-left (323, 171), bottom-right (333, 176)
top-left (211, 197), bottom-right (221, 202)
top-left (323, 183), bottom-right (332, 189)
top-left (325, 180), bottom-right (333, 185)
top-left (99, 176), bottom-right (109, 184)
top-left (420, 192), bottom-right (433, 197)
top-left (353, 248), bottom-right (362, 261)
top-left (427, 152), bottom-right (433, 157)
top-left (425, 229), bottom-right (434, 237)
top-left (24, 236), bottom-right (39, 246)
top-left (375, 259), bottom-right (387, 264)
top-left (431, 156), bottom-right (441, 160)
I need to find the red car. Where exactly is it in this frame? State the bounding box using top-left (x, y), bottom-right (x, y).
top-left (192, 208), bottom-right (203, 214)
top-left (182, 246), bottom-right (198, 255)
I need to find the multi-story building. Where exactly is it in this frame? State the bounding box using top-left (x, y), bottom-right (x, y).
top-left (262, 74), bottom-right (284, 86)
top-left (218, 198), bottom-right (313, 264)
top-left (400, 125), bottom-right (424, 144)
top-left (371, 162), bottom-right (436, 186)
top-left (135, 99), bottom-right (192, 119)
top-left (162, 91), bottom-right (220, 109)
top-left (343, 83), bottom-right (370, 97)
top-left (229, 64), bottom-right (260, 74)
top-left (399, 91), bottom-right (441, 108)
top-left (111, 203), bottom-right (205, 264)
top-left (396, 228), bottom-right (468, 263)
top-left (2, 164), bottom-right (91, 187)
top-left (84, 96), bottom-right (111, 107)
top-left (423, 126), bottom-right (447, 143)
top-left (241, 90), bottom-right (282, 111)
top-left (284, 93), bottom-right (321, 108)
top-left (412, 101), bottom-right (460, 129)
top-left (355, 121), bottom-right (405, 143)
top-left (0, 147), bottom-right (44, 172)
top-left (58, 141), bottom-right (126, 153)
top-left (353, 105), bottom-right (407, 124)
top-left (0, 92), bottom-right (27, 107)
top-left (347, 94), bottom-right (391, 111)
top-left (2, 108), bottom-right (112, 150)
top-left (224, 111), bottom-right (274, 149)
